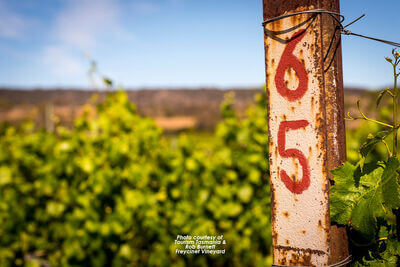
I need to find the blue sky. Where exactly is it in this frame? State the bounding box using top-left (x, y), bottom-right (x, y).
top-left (0, 0), bottom-right (399, 89)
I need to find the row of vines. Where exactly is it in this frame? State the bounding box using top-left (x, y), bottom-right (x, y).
top-left (0, 91), bottom-right (271, 267)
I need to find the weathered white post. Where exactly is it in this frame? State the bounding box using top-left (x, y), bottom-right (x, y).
top-left (262, 0), bottom-right (349, 265)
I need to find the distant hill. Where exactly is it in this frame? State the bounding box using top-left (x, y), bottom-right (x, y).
top-left (0, 87), bottom-right (371, 132)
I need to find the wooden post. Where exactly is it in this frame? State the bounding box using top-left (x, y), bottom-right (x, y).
top-left (45, 103), bottom-right (54, 132)
top-left (262, 0), bottom-right (348, 265)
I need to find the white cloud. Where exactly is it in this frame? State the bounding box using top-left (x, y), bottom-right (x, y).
top-left (41, 0), bottom-right (133, 79)
top-left (0, 1), bottom-right (31, 39)
top-left (53, 0), bottom-right (122, 50)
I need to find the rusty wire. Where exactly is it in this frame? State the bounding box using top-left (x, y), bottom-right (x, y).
top-left (271, 254), bottom-right (352, 267)
top-left (262, 9), bottom-right (400, 48)
top-left (262, 9), bottom-right (344, 27)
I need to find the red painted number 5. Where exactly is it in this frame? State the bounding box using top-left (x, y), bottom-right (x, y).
top-left (278, 120), bottom-right (310, 194)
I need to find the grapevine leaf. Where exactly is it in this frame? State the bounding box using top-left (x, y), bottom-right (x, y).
top-left (385, 239), bottom-right (400, 259)
top-left (376, 88), bottom-right (390, 107)
top-left (385, 57), bottom-right (393, 63)
top-left (330, 161), bottom-right (390, 241)
top-left (103, 77), bottom-right (113, 86)
top-left (352, 165), bottom-right (386, 240)
top-left (382, 157), bottom-right (400, 210)
top-left (378, 225), bottom-right (389, 239)
top-left (330, 162), bottom-right (358, 225)
top-left (359, 130), bottom-right (393, 158)
top-left (361, 239), bottom-right (400, 265)
top-left (351, 189), bottom-right (384, 240)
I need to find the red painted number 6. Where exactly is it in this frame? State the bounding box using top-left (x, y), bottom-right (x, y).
top-left (275, 29), bottom-right (308, 101)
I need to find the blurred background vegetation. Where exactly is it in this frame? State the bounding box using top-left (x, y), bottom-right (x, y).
top-left (0, 80), bottom-right (390, 266)
top-left (0, 89), bottom-right (273, 266)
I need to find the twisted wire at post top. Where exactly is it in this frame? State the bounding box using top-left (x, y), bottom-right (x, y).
top-left (262, 9), bottom-right (344, 27)
top-left (262, 9), bottom-right (400, 48)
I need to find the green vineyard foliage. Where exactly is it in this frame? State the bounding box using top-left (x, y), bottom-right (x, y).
top-left (0, 91), bottom-right (272, 267)
top-left (331, 50), bottom-right (400, 266)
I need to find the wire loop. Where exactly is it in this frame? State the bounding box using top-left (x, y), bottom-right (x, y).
top-left (262, 9), bottom-right (344, 27)
top-left (262, 9), bottom-right (400, 48)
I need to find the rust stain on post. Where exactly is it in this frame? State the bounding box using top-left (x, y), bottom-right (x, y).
top-left (263, 0), bottom-right (348, 265)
